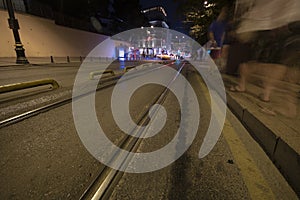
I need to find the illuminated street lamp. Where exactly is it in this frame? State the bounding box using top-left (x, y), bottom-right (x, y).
top-left (6, 0), bottom-right (29, 64)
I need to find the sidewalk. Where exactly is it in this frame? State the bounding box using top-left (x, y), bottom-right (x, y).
top-left (0, 57), bottom-right (82, 67)
top-left (222, 73), bottom-right (300, 196)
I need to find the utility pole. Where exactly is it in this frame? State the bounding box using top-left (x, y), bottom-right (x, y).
top-left (6, 0), bottom-right (29, 64)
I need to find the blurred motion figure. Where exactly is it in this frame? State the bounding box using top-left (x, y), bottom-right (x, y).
top-left (230, 0), bottom-right (300, 117)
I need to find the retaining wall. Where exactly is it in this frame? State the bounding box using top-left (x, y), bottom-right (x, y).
top-left (0, 9), bottom-right (121, 58)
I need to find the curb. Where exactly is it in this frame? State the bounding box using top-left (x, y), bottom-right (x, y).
top-left (226, 93), bottom-right (300, 196)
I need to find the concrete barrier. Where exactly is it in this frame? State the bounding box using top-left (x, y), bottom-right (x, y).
top-left (89, 70), bottom-right (115, 80)
top-left (124, 66), bottom-right (136, 72)
top-left (0, 79), bottom-right (59, 94)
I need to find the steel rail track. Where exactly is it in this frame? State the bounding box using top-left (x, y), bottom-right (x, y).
top-left (0, 62), bottom-right (174, 128)
top-left (79, 62), bottom-right (186, 200)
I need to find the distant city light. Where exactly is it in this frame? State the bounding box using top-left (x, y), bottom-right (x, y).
top-left (142, 7), bottom-right (167, 17)
top-left (204, 2), bottom-right (216, 8)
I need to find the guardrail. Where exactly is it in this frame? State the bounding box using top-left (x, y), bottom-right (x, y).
top-left (0, 79), bottom-right (60, 94)
top-left (89, 70), bottom-right (115, 80)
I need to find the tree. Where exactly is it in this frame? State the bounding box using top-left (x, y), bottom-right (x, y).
top-left (174, 0), bottom-right (234, 45)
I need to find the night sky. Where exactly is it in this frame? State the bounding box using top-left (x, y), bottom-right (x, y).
top-left (139, 0), bottom-right (185, 33)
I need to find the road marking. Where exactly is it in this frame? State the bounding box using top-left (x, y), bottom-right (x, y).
top-left (195, 73), bottom-right (275, 199)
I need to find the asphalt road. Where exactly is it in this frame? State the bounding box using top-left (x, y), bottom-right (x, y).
top-left (0, 62), bottom-right (297, 199)
top-left (0, 61), bottom-right (144, 121)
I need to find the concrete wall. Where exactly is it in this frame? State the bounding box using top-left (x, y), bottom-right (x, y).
top-left (0, 9), bottom-right (120, 58)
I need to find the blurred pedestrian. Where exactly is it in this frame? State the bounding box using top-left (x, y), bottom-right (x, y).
top-left (208, 6), bottom-right (228, 70)
top-left (220, 19), bottom-right (237, 71)
top-left (230, 0), bottom-right (300, 117)
top-left (208, 6), bottom-right (228, 48)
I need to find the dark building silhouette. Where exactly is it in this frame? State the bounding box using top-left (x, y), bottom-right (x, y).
top-left (142, 6), bottom-right (169, 28)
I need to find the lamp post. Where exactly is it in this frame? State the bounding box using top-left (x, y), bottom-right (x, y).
top-left (6, 0), bottom-right (29, 64)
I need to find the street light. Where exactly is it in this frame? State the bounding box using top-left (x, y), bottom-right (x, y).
top-left (6, 0), bottom-right (29, 64)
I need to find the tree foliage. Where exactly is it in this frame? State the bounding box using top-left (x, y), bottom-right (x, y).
top-left (174, 0), bottom-right (234, 44)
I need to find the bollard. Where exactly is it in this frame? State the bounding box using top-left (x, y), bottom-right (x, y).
top-left (50, 56), bottom-right (54, 63)
top-left (67, 56), bottom-right (70, 63)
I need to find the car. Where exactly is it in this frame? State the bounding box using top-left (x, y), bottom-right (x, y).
top-left (156, 53), bottom-right (175, 60)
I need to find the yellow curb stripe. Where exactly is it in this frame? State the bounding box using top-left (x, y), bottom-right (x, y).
top-left (195, 74), bottom-right (275, 199)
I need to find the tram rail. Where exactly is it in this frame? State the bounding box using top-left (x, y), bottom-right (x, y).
top-left (0, 60), bottom-right (186, 200)
top-left (0, 61), bottom-right (174, 128)
top-left (80, 62), bottom-right (186, 200)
